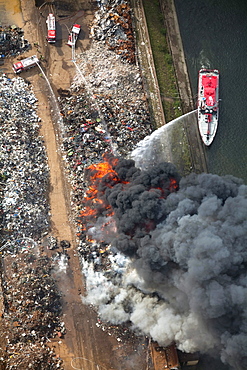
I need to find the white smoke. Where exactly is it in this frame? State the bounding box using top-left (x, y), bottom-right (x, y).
top-left (82, 169), bottom-right (247, 370)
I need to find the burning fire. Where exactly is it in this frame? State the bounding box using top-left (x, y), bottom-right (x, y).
top-left (78, 155), bottom-right (127, 234)
top-left (77, 155), bottom-right (179, 239)
top-left (169, 178), bottom-right (179, 192)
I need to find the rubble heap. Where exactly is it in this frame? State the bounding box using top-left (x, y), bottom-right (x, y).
top-left (55, 1), bottom-right (156, 343)
top-left (58, 41), bottom-right (152, 237)
top-left (0, 0), bottom-right (154, 365)
top-left (91, 0), bottom-right (136, 63)
top-left (57, 0), bottom-right (153, 273)
top-left (2, 251), bottom-right (64, 369)
top-left (0, 26), bottom-right (30, 59)
top-left (0, 173), bottom-right (6, 238)
top-left (0, 75), bottom-right (50, 247)
top-left (0, 74), bottom-right (65, 367)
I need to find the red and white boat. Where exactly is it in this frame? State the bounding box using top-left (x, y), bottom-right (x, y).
top-left (197, 68), bottom-right (219, 146)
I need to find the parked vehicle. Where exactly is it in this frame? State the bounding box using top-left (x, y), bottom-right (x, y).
top-left (67, 24), bottom-right (81, 47)
top-left (12, 55), bottom-right (39, 74)
top-left (46, 13), bottom-right (56, 43)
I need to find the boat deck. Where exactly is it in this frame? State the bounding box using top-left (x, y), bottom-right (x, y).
top-left (198, 69), bottom-right (219, 146)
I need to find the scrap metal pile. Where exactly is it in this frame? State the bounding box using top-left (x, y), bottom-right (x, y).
top-left (58, 39), bottom-right (152, 234)
top-left (92, 0), bottom-right (136, 63)
top-left (2, 251), bottom-right (64, 369)
top-left (56, 0), bottom-right (153, 285)
top-left (0, 26), bottom-right (30, 59)
top-left (56, 0), bottom-right (155, 337)
top-left (0, 75), bottom-right (50, 247)
top-left (0, 0), bottom-right (154, 366)
top-left (0, 75), bottom-right (65, 368)
top-left (58, 0), bottom-right (153, 231)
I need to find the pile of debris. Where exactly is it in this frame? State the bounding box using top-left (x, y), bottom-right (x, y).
top-left (91, 0), bottom-right (136, 63)
top-left (56, 0), bottom-right (153, 301)
top-left (0, 72), bottom-right (67, 368)
top-left (0, 0), bottom-right (155, 365)
top-left (1, 250), bottom-right (64, 369)
top-left (0, 75), bottom-right (50, 247)
top-left (0, 173), bottom-right (6, 239)
top-left (55, 1), bottom-right (163, 354)
top-left (58, 40), bottom-right (152, 233)
top-left (0, 26), bottom-right (30, 59)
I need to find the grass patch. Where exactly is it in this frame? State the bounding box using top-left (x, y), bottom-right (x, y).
top-left (142, 0), bottom-right (182, 122)
top-left (170, 124), bottom-right (192, 176)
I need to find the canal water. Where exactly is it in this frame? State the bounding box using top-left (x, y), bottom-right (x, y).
top-left (174, 0), bottom-right (247, 184)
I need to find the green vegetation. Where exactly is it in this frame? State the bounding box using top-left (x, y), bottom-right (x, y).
top-left (140, 0), bottom-right (194, 176)
top-left (170, 124), bottom-right (192, 176)
top-left (142, 0), bottom-right (182, 122)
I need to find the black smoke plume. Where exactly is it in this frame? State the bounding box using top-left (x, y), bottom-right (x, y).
top-left (82, 155), bottom-right (247, 370)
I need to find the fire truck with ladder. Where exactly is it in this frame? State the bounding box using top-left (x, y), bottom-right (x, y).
top-left (46, 13), bottom-right (56, 43)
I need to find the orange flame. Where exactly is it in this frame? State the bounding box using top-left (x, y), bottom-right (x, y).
top-left (169, 178), bottom-right (179, 192)
top-left (77, 155), bottom-right (129, 237)
top-left (77, 155), bottom-right (179, 239)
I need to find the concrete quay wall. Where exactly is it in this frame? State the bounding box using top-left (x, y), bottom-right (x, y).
top-left (161, 0), bottom-right (208, 173)
top-left (132, 0), bottom-right (208, 173)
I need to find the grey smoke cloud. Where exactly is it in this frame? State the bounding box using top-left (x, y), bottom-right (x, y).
top-left (83, 159), bottom-right (247, 370)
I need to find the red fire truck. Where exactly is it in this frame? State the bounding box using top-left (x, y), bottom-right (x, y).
top-left (12, 55), bottom-right (39, 74)
top-left (46, 13), bottom-right (56, 43)
top-left (67, 24), bottom-right (81, 47)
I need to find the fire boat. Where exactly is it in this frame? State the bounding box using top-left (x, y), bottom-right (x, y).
top-left (197, 68), bottom-right (219, 146)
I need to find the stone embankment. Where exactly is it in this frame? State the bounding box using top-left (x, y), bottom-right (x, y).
top-left (161, 0), bottom-right (208, 173)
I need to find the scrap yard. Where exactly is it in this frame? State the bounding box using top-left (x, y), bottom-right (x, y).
top-left (0, 0), bottom-right (201, 369)
top-left (0, 0), bottom-right (172, 369)
top-left (1, 0), bottom-right (246, 369)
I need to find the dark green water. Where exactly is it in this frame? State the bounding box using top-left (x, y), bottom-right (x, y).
top-left (175, 0), bottom-right (247, 184)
